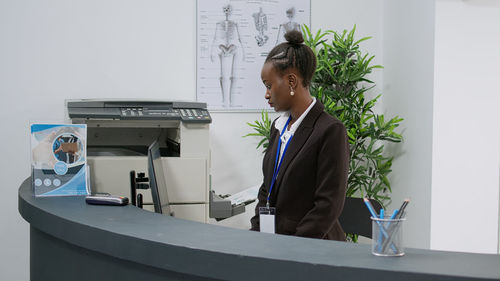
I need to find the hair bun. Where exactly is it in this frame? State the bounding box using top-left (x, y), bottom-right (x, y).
top-left (284, 30), bottom-right (304, 45)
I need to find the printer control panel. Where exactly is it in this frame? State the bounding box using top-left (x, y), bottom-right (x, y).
top-left (67, 101), bottom-right (212, 124)
top-left (120, 108), bottom-right (179, 118)
top-left (179, 108), bottom-right (211, 122)
top-left (119, 107), bottom-right (211, 123)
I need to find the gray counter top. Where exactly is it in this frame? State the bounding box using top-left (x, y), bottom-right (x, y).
top-left (18, 178), bottom-right (500, 281)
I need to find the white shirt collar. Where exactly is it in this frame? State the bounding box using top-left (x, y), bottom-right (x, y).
top-left (274, 97), bottom-right (316, 135)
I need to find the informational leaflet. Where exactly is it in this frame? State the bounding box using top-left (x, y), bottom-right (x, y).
top-left (227, 184), bottom-right (260, 206)
top-left (30, 124), bottom-right (89, 197)
top-left (197, 0), bottom-right (311, 110)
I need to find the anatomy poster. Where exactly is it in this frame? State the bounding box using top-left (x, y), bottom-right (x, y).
top-left (197, 0), bottom-right (311, 110)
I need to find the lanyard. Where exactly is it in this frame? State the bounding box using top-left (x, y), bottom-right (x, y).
top-left (267, 115), bottom-right (293, 207)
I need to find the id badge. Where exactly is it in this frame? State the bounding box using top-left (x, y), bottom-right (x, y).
top-left (259, 207), bottom-right (276, 234)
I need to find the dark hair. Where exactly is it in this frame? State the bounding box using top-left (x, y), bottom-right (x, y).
top-left (265, 30), bottom-right (316, 87)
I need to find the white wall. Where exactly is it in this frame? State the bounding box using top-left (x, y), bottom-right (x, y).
top-left (382, 0), bottom-right (436, 249)
top-left (0, 1), bottom-right (383, 280)
top-left (382, 0), bottom-right (500, 254)
top-left (312, 0), bottom-right (384, 101)
top-left (431, 0), bottom-right (500, 254)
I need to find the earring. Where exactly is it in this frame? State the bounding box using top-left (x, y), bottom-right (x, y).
top-left (290, 86), bottom-right (294, 96)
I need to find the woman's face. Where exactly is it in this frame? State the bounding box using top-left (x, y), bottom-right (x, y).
top-left (261, 62), bottom-right (292, 112)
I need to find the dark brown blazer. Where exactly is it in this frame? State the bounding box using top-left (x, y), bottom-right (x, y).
top-left (250, 101), bottom-right (349, 241)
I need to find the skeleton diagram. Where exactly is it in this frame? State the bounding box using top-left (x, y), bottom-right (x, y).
top-left (275, 7), bottom-right (301, 45)
top-left (252, 7), bottom-right (268, 47)
top-left (210, 4), bottom-right (245, 108)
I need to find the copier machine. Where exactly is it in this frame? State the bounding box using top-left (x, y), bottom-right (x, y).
top-left (66, 99), bottom-right (245, 223)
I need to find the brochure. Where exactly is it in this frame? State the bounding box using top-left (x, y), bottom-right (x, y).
top-left (31, 123), bottom-right (89, 196)
top-left (227, 185), bottom-right (260, 206)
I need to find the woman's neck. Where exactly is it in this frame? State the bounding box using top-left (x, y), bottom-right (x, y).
top-left (288, 90), bottom-right (313, 128)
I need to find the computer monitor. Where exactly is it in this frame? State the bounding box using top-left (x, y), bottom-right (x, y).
top-left (147, 140), bottom-right (172, 216)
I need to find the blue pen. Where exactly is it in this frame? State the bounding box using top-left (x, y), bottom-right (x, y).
top-left (379, 209), bottom-right (398, 251)
top-left (362, 197), bottom-right (379, 218)
top-left (390, 209), bottom-right (399, 220)
top-left (363, 198), bottom-right (388, 237)
top-left (380, 209), bottom-right (401, 253)
top-left (377, 209), bottom-right (384, 251)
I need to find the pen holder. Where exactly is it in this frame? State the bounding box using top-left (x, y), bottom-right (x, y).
top-left (371, 216), bottom-right (405, 257)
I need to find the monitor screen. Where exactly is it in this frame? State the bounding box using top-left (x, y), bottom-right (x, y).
top-left (147, 140), bottom-right (172, 216)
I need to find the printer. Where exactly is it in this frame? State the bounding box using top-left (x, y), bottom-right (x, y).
top-left (67, 99), bottom-right (245, 223)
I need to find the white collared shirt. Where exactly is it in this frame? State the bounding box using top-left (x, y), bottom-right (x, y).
top-left (274, 97), bottom-right (316, 164)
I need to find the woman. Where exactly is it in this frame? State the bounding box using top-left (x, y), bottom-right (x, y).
top-left (250, 30), bottom-right (349, 241)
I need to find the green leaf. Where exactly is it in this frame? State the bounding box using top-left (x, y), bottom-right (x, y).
top-left (243, 110), bottom-right (272, 152)
top-left (353, 36), bottom-right (372, 46)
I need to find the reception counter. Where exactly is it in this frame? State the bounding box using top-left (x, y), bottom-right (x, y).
top-left (18, 178), bottom-right (500, 281)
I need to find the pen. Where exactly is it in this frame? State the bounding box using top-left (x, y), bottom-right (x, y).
top-left (390, 209), bottom-right (399, 220)
top-left (363, 198), bottom-right (389, 239)
top-left (377, 208), bottom-right (384, 251)
top-left (395, 199), bottom-right (410, 219)
top-left (378, 209), bottom-right (399, 253)
top-left (383, 209), bottom-right (399, 247)
top-left (362, 197), bottom-right (379, 218)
